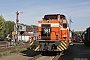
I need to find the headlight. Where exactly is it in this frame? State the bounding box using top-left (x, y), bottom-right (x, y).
top-left (63, 34), bottom-right (67, 37)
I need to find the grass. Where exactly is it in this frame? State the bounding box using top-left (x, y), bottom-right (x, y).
top-left (0, 54), bottom-right (2, 57)
top-left (0, 48), bottom-right (28, 57)
top-left (10, 48), bottom-right (27, 53)
top-left (3, 52), bottom-right (10, 56)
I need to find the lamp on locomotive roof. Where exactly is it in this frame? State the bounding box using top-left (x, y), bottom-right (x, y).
top-left (16, 11), bottom-right (23, 45)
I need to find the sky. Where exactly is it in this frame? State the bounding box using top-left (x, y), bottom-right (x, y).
top-left (0, 0), bottom-right (90, 31)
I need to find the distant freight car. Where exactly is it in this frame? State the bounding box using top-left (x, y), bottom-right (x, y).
top-left (29, 14), bottom-right (70, 51)
top-left (82, 27), bottom-right (90, 45)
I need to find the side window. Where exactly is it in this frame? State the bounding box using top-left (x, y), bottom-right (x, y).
top-left (63, 19), bottom-right (67, 28)
top-left (60, 19), bottom-right (62, 23)
top-left (20, 26), bottom-right (22, 29)
top-left (63, 19), bottom-right (66, 23)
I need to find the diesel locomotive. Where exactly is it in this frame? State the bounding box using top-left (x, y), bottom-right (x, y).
top-left (30, 14), bottom-right (70, 51)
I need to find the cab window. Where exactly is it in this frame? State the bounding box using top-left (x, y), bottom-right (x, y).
top-left (60, 19), bottom-right (63, 23)
top-left (63, 19), bottom-right (67, 28)
top-left (63, 19), bottom-right (66, 23)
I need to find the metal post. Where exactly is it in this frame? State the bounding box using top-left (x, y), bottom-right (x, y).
top-left (16, 11), bottom-right (19, 45)
top-left (69, 17), bottom-right (71, 31)
top-left (69, 17), bottom-right (74, 45)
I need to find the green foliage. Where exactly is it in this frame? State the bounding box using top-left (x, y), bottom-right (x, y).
top-left (3, 51), bottom-right (11, 56)
top-left (74, 31), bottom-right (83, 35)
top-left (10, 48), bottom-right (27, 53)
top-left (0, 54), bottom-right (2, 57)
top-left (0, 48), bottom-right (27, 57)
top-left (5, 21), bottom-right (15, 37)
top-left (10, 49), bottom-right (18, 53)
top-left (0, 15), bottom-right (15, 38)
top-left (0, 15), bottom-right (5, 38)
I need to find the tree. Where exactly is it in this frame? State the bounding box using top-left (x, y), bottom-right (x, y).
top-left (0, 15), bottom-right (15, 38)
top-left (5, 21), bottom-right (15, 37)
top-left (74, 31), bottom-right (83, 35)
top-left (0, 15), bottom-right (5, 38)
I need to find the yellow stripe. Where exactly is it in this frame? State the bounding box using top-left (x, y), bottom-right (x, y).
top-left (65, 41), bottom-right (67, 43)
top-left (59, 45), bottom-right (64, 50)
top-left (30, 46), bottom-right (33, 49)
top-left (57, 46), bottom-right (62, 51)
top-left (61, 43), bottom-right (67, 49)
top-left (37, 49), bottom-right (39, 51)
top-left (35, 46), bottom-right (40, 51)
top-left (30, 42), bottom-right (34, 46)
top-left (61, 42), bottom-right (66, 46)
top-left (62, 41), bottom-right (66, 46)
top-left (35, 45), bottom-right (40, 51)
top-left (33, 46), bottom-right (36, 50)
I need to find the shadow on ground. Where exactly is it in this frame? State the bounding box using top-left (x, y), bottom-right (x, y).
top-left (21, 48), bottom-right (42, 57)
top-left (41, 51), bottom-right (61, 56)
top-left (21, 48), bottom-right (60, 57)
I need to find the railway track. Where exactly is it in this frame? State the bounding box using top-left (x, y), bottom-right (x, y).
top-left (29, 51), bottom-right (63, 60)
top-left (30, 54), bottom-right (42, 60)
top-left (52, 51), bottom-right (64, 60)
top-left (0, 42), bottom-right (30, 52)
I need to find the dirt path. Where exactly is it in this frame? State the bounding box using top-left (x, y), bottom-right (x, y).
top-left (0, 53), bottom-right (32, 60)
top-left (36, 56), bottom-right (54, 60)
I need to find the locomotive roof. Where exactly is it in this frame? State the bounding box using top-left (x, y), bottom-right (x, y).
top-left (43, 14), bottom-right (65, 20)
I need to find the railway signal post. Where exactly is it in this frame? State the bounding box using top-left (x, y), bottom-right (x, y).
top-left (15, 11), bottom-right (23, 45)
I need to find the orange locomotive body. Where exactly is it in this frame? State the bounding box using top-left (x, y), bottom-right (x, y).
top-left (30, 14), bottom-right (70, 51)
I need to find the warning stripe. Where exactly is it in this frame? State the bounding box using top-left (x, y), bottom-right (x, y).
top-left (62, 41), bottom-right (67, 50)
top-left (30, 41), bottom-right (34, 46)
top-left (59, 45), bottom-right (64, 50)
top-left (60, 43), bottom-right (67, 50)
top-left (57, 46), bottom-right (62, 51)
top-left (62, 41), bottom-right (66, 46)
top-left (37, 49), bottom-right (39, 51)
top-left (35, 45), bottom-right (40, 51)
top-left (32, 45), bottom-right (36, 50)
top-left (57, 40), bottom-right (67, 51)
top-left (61, 42), bottom-right (66, 48)
top-left (59, 46), bottom-right (63, 50)
top-left (61, 41), bottom-right (67, 50)
top-left (30, 45), bottom-right (34, 49)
